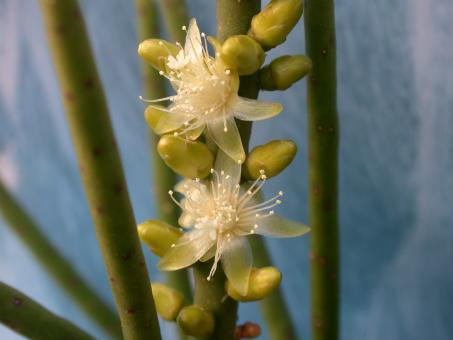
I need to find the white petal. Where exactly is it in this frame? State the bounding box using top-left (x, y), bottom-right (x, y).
top-left (158, 230), bottom-right (215, 271)
top-left (214, 150), bottom-right (241, 188)
top-left (174, 179), bottom-right (206, 195)
top-left (148, 106), bottom-right (188, 134)
top-left (221, 236), bottom-right (252, 296)
top-left (231, 97), bottom-right (282, 121)
top-left (254, 215), bottom-right (310, 238)
top-left (184, 18), bottom-right (203, 62)
top-left (207, 117), bottom-right (245, 163)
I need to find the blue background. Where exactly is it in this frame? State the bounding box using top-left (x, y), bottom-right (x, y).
top-left (1, 0), bottom-right (452, 339)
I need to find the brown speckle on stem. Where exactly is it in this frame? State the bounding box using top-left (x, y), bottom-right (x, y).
top-left (12, 297), bottom-right (23, 306)
top-left (314, 318), bottom-right (324, 328)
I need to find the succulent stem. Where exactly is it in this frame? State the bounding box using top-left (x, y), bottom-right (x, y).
top-left (0, 181), bottom-right (121, 338)
top-left (135, 0), bottom-right (192, 302)
top-left (304, 1), bottom-right (340, 339)
top-left (159, 0), bottom-right (190, 43)
top-left (0, 281), bottom-right (93, 340)
top-left (38, 1), bottom-right (161, 339)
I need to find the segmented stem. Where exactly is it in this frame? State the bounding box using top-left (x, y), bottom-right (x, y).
top-left (304, 0), bottom-right (340, 339)
top-left (0, 181), bottom-right (120, 338)
top-left (0, 281), bottom-right (93, 340)
top-left (38, 1), bottom-right (161, 338)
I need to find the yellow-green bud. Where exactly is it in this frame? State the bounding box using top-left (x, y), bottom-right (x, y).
top-left (138, 220), bottom-right (182, 257)
top-left (151, 283), bottom-right (186, 321)
top-left (220, 35), bottom-right (265, 75)
top-left (177, 305), bottom-right (215, 337)
top-left (249, 0), bottom-right (304, 49)
top-left (138, 39), bottom-right (180, 72)
top-left (244, 140), bottom-right (297, 179)
top-left (226, 267), bottom-right (282, 302)
top-left (157, 135), bottom-right (214, 179)
top-left (260, 55), bottom-right (312, 91)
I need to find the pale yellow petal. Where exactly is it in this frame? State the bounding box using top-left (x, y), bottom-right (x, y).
top-left (254, 215), bottom-right (310, 238)
top-left (158, 230), bottom-right (215, 271)
top-left (221, 237), bottom-right (252, 296)
top-left (231, 97), bottom-right (282, 121)
top-left (184, 18), bottom-right (203, 61)
top-left (207, 117), bottom-right (245, 163)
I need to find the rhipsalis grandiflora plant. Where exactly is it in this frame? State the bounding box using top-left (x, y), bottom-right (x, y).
top-left (137, 0), bottom-right (310, 338)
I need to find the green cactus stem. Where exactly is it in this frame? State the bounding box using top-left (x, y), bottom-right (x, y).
top-left (0, 281), bottom-right (93, 340)
top-left (159, 0), bottom-right (190, 43)
top-left (304, 0), bottom-right (340, 339)
top-left (38, 1), bottom-right (161, 339)
top-left (0, 180), bottom-right (120, 338)
top-left (135, 0), bottom-right (192, 302)
top-left (216, 1), bottom-right (299, 339)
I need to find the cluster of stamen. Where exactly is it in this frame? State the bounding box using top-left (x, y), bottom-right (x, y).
top-left (141, 26), bottom-right (235, 135)
top-left (168, 168), bottom-right (284, 280)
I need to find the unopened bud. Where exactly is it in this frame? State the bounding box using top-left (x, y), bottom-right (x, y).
top-left (138, 220), bottom-right (182, 257)
top-left (138, 39), bottom-right (180, 72)
top-left (221, 35), bottom-right (265, 75)
top-left (249, 0), bottom-right (304, 49)
top-left (226, 267), bottom-right (282, 302)
top-left (177, 305), bottom-right (215, 337)
top-left (157, 135), bottom-right (214, 179)
top-left (244, 140), bottom-right (297, 180)
top-left (151, 283), bottom-right (186, 321)
top-left (260, 55), bottom-right (312, 90)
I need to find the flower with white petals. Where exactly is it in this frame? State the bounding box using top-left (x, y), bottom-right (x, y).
top-left (158, 152), bottom-right (309, 296)
top-left (144, 19), bottom-right (282, 163)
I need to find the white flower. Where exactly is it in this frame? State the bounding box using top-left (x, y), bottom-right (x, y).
top-left (144, 19), bottom-right (282, 163)
top-left (158, 152), bottom-right (309, 295)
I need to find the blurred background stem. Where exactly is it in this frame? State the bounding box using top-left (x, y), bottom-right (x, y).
top-left (135, 0), bottom-right (192, 302)
top-left (0, 281), bottom-right (93, 340)
top-left (159, 0), bottom-right (189, 43)
top-left (0, 180), bottom-right (121, 338)
top-left (38, 0), bottom-right (161, 339)
top-left (304, 0), bottom-right (340, 339)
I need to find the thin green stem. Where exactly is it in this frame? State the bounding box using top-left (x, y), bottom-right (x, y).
top-left (304, 1), bottom-right (340, 339)
top-left (38, 1), bottom-right (161, 339)
top-left (249, 236), bottom-right (297, 340)
top-left (135, 0), bottom-right (192, 303)
top-left (159, 0), bottom-right (190, 43)
top-left (217, 1), bottom-right (299, 339)
top-left (0, 181), bottom-right (120, 338)
top-left (0, 281), bottom-right (93, 340)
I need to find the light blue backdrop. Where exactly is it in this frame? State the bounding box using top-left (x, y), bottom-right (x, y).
top-left (1, 0), bottom-right (452, 339)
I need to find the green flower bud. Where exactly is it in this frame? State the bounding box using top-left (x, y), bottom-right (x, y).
top-left (177, 305), bottom-right (215, 337)
top-left (137, 39), bottom-right (180, 72)
top-left (226, 267), bottom-right (282, 302)
top-left (244, 140), bottom-right (297, 179)
top-left (138, 220), bottom-right (182, 257)
top-left (260, 55), bottom-right (312, 91)
top-left (157, 135), bottom-right (214, 179)
top-left (249, 0), bottom-right (304, 49)
top-left (220, 35), bottom-right (265, 75)
top-left (151, 283), bottom-right (186, 321)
